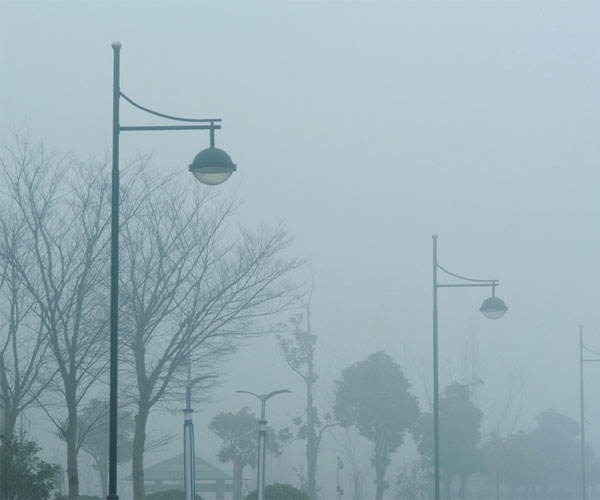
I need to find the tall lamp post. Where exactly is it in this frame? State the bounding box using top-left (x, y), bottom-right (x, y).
top-left (579, 325), bottom-right (600, 500)
top-left (432, 235), bottom-right (507, 500)
top-left (236, 390), bottom-right (290, 500)
top-left (108, 42), bottom-right (236, 500)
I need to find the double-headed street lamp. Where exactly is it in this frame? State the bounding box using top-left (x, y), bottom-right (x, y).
top-left (578, 325), bottom-right (600, 500)
top-left (183, 369), bottom-right (216, 500)
top-left (432, 235), bottom-right (507, 500)
top-left (108, 42), bottom-right (236, 500)
top-left (236, 390), bottom-right (290, 500)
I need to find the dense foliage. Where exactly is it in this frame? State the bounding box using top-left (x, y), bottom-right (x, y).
top-left (209, 406), bottom-right (291, 470)
top-left (334, 351), bottom-right (420, 500)
top-left (414, 382), bottom-right (483, 498)
top-left (0, 433), bottom-right (58, 500)
top-left (481, 409), bottom-right (600, 498)
top-left (399, 404), bottom-right (600, 499)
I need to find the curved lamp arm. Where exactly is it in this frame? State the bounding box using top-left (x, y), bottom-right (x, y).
top-left (236, 389), bottom-right (291, 402)
top-left (437, 263), bottom-right (499, 287)
top-left (237, 389), bottom-right (291, 420)
top-left (120, 91), bottom-right (220, 124)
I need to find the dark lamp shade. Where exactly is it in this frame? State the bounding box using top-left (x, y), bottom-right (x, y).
top-left (479, 296), bottom-right (508, 320)
top-left (189, 147), bottom-right (236, 186)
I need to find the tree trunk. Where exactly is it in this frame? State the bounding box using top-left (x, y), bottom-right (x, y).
top-left (0, 356), bottom-right (17, 439)
top-left (495, 472), bottom-right (500, 500)
top-left (352, 471), bottom-right (361, 500)
top-left (307, 437), bottom-right (317, 500)
top-left (442, 474), bottom-right (452, 500)
top-left (65, 401), bottom-right (80, 500)
top-left (306, 376), bottom-right (317, 500)
top-left (458, 473), bottom-right (467, 499)
top-left (1, 404), bottom-right (16, 440)
top-left (374, 461), bottom-right (387, 500)
top-left (132, 406), bottom-right (149, 500)
top-left (94, 457), bottom-right (108, 499)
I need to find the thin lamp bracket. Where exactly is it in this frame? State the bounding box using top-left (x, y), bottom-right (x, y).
top-left (120, 124), bottom-right (220, 132)
top-left (118, 92), bottom-right (222, 145)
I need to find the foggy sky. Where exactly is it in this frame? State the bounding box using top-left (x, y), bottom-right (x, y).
top-left (2, 1), bottom-right (600, 498)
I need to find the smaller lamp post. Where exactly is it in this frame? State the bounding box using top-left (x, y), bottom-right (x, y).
top-left (236, 390), bottom-right (290, 500)
top-left (579, 325), bottom-right (600, 500)
top-left (182, 359), bottom-right (216, 500)
top-left (336, 456), bottom-right (344, 500)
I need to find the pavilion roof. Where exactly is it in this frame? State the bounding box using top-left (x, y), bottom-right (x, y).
top-left (136, 454), bottom-right (232, 482)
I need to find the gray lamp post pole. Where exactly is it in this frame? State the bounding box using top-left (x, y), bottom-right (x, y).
top-left (579, 325), bottom-right (600, 500)
top-left (432, 235), bottom-right (507, 500)
top-left (183, 374), bottom-right (196, 500)
top-left (108, 42), bottom-right (237, 500)
top-left (108, 41), bottom-right (121, 500)
top-left (183, 373), bottom-right (215, 500)
top-left (580, 325), bottom-right (586, 500)
top-left (236, 390), bottom-right (290, 500)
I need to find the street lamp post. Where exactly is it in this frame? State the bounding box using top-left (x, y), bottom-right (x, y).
top-left (236, 390), bottom-right (290, 500)
top-left (108, 42), bottom-right (236, 500)
top-left (432, 235), bottom-right (507, 500)
top-left (183, 369), bottom-right (216, 500)
top-left (183, 373), bottom-right (196, 500)
top-left (579, 325), bottom-right (600, 500)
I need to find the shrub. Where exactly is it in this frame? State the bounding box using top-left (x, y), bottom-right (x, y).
top-left (146, 489), bottom-right (203, 500)
top-left (245, 483), bottom-right (310, 500)
top-left (0, 433), bottom-right (59, 500)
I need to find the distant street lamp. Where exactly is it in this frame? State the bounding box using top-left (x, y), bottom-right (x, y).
top-left (236, 390), bottom-right (290, 500)
top-left (108, 42), bottom-right (236, 500)
top-left (578, 325), bottom-right (600, 500)
top-left (336, 456), bottom-right (344, 500)
top-left (432, 235), bottom-right (507, 500)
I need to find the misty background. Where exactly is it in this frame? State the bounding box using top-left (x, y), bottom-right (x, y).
top-left (1, 1), bottom-right (600, 498)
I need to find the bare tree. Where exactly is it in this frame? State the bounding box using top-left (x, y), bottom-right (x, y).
top-left (279, 290), bottom-right (337, 500)
top-left (0, 207), bottom-right (54, 439)
top-left (118, 174), bottom-right (299, 500)
top-left (0, 134), bottom-right (111, 500)
top-left (492, 366), bottom-right (527, 438)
